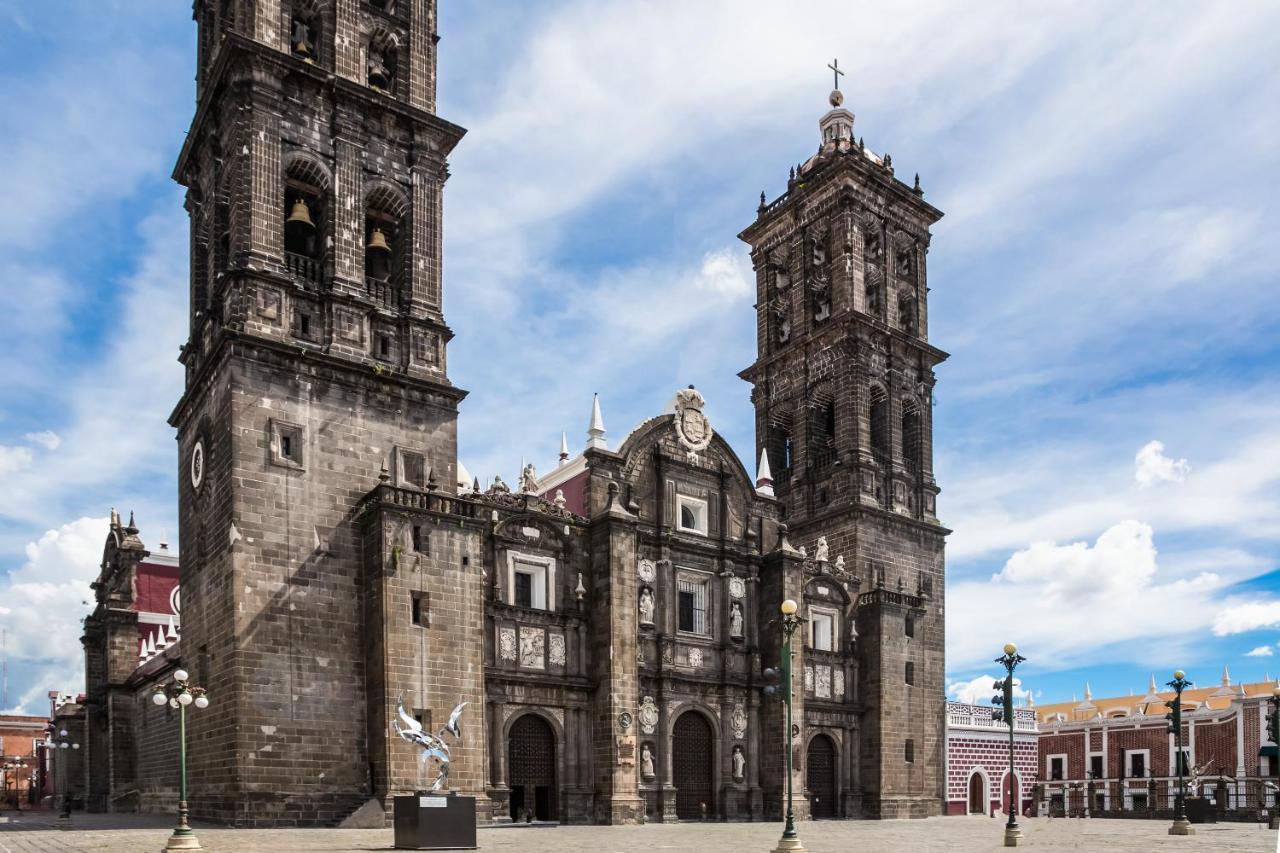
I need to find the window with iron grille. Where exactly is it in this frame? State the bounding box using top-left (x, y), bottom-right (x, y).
top-left (677, 578), bottom-right (708, 634)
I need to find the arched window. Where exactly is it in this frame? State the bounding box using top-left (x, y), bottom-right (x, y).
top-left (367, 30), bottom-right (401, 94)
top-left (289, 3), bottom-right (320, 63)
top-left (869, 386), bottom-right (890, 465)
top-left (283, 157), bottom-right (330, 285)
top-left (900, 400), bottom-right (921, 475)
top-left (897, 290), bottom-right (917, 336)
top-left (809, 388), bottom-right (836, 470)
top-left (770, 411), bottom-right (794, 485)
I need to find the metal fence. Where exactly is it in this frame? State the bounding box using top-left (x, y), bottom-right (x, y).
top-left (1036, 776), bottom-right (1280, 823)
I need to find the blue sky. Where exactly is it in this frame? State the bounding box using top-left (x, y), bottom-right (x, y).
top-left (1, 1), bottom-right (1278, 714)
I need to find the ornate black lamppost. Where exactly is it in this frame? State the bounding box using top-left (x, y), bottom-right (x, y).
top-left (771, 598), bottom-right (804, 853)
top-left (1265, 685), bottom-right (1280, 829)
top-left (993, 643), bottom-right (1025, 847)
top-left (152, 669), bottom-right (209, 851)
top-left (1, 759), bottom-right (26, 811)
top-left (48, 729), bottom-right (79, 826)
top-left (1166, 670), bottom-right (1193, 836)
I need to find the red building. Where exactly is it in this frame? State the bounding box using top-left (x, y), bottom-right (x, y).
top-left (944, 702), bottom-right (1039, 816)
top-left (0, 713), bottom-right (45, 809)
top-left (1034, 670), bottom-right (1279, 818)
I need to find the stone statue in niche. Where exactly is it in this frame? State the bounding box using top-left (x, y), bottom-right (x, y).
top-left (729, 601), bottom-right (744, 638)
top-left (638, 587), bottom-right (655, 625)
top-left (814, 536), bottom-right (829, 564)
top-left (641, 744), bottom-right (656, 779)
top-left (732, 745), bottom-right (746, 782)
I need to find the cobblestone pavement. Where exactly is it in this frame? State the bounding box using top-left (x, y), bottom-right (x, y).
top-left (0, 812), bottom-right (1274, 853)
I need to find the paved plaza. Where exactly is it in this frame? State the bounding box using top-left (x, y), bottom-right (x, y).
top-left (0, 813), bottom-right (1274, 853)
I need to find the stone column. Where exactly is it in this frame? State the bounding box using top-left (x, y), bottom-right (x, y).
top-left (587, 480), bottom-right (643, 824)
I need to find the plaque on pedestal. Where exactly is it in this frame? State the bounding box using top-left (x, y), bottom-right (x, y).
top-left (393, 794), bottom-right (477, 850)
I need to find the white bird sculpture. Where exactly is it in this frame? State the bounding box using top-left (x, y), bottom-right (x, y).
top-left (393, 693), bottom-right (468, 792)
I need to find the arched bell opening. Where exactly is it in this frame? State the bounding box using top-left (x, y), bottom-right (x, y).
top-left (289, 3), bottom-right (319, 62)
top-left (283, 158), bottom-right (330, 286)
top-left (900, 399), bottom-right (921, 478)
top-left (363, 184), bottom-right (407, 307)
top-left (367, 30), bottom-right (402, 96)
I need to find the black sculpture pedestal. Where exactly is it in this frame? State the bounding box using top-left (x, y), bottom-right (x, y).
top-left (393, 794), bottom-right (477, 850)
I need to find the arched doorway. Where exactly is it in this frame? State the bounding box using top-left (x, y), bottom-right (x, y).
top-left (1002, 771), bottom-right (1020, 817)
top-left (806, 735), bottom-right (837, 818)
top-left (508, 714), bottom-right (557, 822)
top-left (968, 771), bottom-right (985, 814)
top-left (672, 711), bottom-right (714, 820)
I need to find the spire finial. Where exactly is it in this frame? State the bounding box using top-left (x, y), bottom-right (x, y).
top-left (586, 393), bottom-right (607, 450)
top-left (1222, 664), bottom-right (1231, 686)
top-left (559, 431), bottom-right (570, 464)
top-left (756, 447), bottom-right (774, 497)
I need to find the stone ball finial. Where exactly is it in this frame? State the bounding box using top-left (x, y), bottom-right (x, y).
top-left (829, 89), bottom-right (843, 108)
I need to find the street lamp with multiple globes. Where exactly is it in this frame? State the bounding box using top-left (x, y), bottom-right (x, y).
top-left (992, 642), bottom-right (1026, 848)
top-left (152, 669), bottom-right (210, 851)
top-left (49, 728), bottom-right (80, 825)
top-left (1166, 670), bottom-right (1194, 836)
top-left (2, 758), bottom-right (28, 811)
top-left (772, 598), bottom-right (805, 853)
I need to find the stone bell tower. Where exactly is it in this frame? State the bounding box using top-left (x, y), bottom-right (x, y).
top-left (170, 0), bottom-right (473, 825)
top-left (739, 69), bottom-right (949, 818)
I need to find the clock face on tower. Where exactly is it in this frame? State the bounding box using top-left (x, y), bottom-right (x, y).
top-left (190, 440), bottom-right (205, 490)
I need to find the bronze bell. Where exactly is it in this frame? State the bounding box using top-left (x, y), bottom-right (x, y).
top-left (293, 38), bottom-right (312, 58)
top-left (286, 198), bottom-right (315, 230)
top-left (366, 227), bottom-right (391, 254)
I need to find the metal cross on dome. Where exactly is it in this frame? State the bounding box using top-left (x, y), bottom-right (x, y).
top-left (828, 58), bottom-right (844, 90)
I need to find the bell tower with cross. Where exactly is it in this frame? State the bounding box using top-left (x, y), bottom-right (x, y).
top-left (170, 0), bottom-right (484, 825)
top-left (739, 60), bottom-right (949, 818)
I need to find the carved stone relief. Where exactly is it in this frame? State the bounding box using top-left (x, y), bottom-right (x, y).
top-left (730, 703), bottom-right (747, 740)
top-left (518, 626), bottom-right (544, 669)
top-left (498, 627), bottom-right (516, 661)
top-left (638, 695), bottom-right (659, 735)
top-left (548, 633), bottom-right (566, 666)
top-left (815, 665), bottom-right (831, 699)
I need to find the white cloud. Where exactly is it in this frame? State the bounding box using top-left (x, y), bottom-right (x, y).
top-left (1135, 440), bottom-right (1191, 488)
top-left (1213, 602), bottom-right (1280, 637)
top-left (0, 516), bottom-right (105, 714)
top-left (1245, 646), bottom-right (1274, 658)
top-left (947, 673), bottom-right (1031, 706)
top-left (0, 445), bottom-right (33, 476)
top-left (23, 431), bottom-right (61, 450)
top-left (948, 521), bottom-right (1221, 672)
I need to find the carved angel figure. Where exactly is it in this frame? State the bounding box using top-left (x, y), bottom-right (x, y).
top-left (393, 693), bottom-right (467, 792)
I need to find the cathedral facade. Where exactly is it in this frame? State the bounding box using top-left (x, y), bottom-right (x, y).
top-left (81, 0), bottom-right (948, 827)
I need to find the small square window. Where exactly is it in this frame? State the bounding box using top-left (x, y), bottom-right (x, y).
top-left (905, 661), bottom-right (915, 686)
top-left (411, 524), bottom-right (427, 554)
top-left (399, 450), bottom-right (426, 489)
top-left (676, 495), bottom-right (708, 536)
top-left (299, 313), bottom-right (311, 337)
top-left (270, 420), bottom-right (304, 470)
top-left (411, 591), bottom-right (427, 627)
top-left (904, 739), bottom-right (915, 763)
top-left (905, 613), bottom-right (915, 638)
top-left (378, 334), bottom-right (391, 359)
